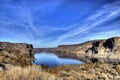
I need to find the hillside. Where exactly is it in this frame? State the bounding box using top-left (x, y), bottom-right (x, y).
top-left (34, 37), bottom-right (120, 64)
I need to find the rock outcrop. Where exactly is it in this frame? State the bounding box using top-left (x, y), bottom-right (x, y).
top-left (85, 37), bottom-right (120, 64)
top-left (35, 37), bottom-right (120, 64)
top-left (0, 42), bottom-right (34, 67)
top-left (0, 42), bottom-right (34, 56)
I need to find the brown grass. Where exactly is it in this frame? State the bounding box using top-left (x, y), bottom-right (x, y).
top-left (82, 62), bottom-right (100, 71)
top-left (0, 63), bottom-right (116, 80)
top-left (0, 65), bottom-right (57, 80)
top-left (0, 50), bottom-right (34, 67)
top-left (115, 65), bottom-right (120, 74)
top-left (42, 63), bottom-right (101, 74)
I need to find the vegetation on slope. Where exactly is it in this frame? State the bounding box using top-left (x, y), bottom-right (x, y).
top-left (0, 62), bottom-right (120, 80)
top-left (0, 50), bottom-right (34, 67)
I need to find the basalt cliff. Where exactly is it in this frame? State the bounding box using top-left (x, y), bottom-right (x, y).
top-left (0, 42), bottom-right (34, 67)
top-left (34, 37), bottom-right (120, 64)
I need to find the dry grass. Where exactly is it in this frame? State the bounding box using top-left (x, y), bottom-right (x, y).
top-left (0, 50), bottom-right (34, 67)
top-left (43, 63), bottom-right (101, 74)
top-left (82, 62), bottom-right (100, 71)
top-left (0, 65), bottom-right (57, 80)
top-left (0, 63), bottom-right (118, 80)
top-left (115, 65), bottom-right (120, 74)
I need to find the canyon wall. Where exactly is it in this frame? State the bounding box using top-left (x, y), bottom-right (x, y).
top-left (35, 37), bottom-right (120, 64)
top-left (0, 42), bottom-right (34, 56)
top-left (0, 42), bottom-right (34, 66)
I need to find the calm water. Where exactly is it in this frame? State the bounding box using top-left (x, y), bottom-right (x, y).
top-left (33, 52), bottom-right (83, 67)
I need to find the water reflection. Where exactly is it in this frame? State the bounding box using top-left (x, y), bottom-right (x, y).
top-left (33, 52), bottom-right (83, 67)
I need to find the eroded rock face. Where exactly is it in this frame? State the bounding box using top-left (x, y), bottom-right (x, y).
top-left (0, 42), bottom-right (34, 56)
top-left (0, 42), bottom-right (34, 66)
top-left (85, 37), bottom-right (120, 63)
top-left (36, 37), bottom-right (120, 64)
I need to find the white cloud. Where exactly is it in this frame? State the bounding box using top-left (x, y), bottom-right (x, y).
top-left (54, 0), bottom-right (120, 44)
top-left (1, 0), bottom-right (120, 47)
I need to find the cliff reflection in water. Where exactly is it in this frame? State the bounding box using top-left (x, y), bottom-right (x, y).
top-left (33, 52), bottom-right (83, 67)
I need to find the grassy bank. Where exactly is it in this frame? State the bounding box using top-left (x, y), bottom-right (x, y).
top-left (0, 65), bottom-right (60, 80)
top-left (0, 63), bottom-right (120, 80)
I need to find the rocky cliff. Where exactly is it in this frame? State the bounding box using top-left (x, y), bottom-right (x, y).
top-left (85, 37), bottom-right (120, 64)
top-left (0, 42), bottom-right (34, 56)
top-left (35, 37), bottom-right (120, 64)
top-left (0, 42), bottom-right (34, 67)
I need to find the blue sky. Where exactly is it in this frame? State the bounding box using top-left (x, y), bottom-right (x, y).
top-left (0, 0), bottom-right (120, 48)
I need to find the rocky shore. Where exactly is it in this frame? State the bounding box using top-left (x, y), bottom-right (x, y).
top-left (34, 37), bottom-right (120, 64)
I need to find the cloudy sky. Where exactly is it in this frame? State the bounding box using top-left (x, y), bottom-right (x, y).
top-left (0, 0), bottom-right (120, 48)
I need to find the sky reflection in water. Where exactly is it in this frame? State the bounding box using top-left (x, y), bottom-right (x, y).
top-left (33, 52), bottom-right (83, 67)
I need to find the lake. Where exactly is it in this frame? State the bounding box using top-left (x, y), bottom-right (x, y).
top-left (33, 52), bottom-right (83, 67)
